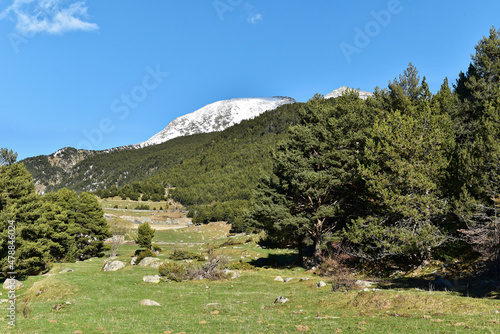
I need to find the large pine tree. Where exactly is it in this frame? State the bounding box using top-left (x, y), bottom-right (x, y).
top-left (250, 91), bottom-right (373, 263)
top-left (346, 64), bottom-right (455, 266)
top-left (451, 27), bottom-right (500, 272)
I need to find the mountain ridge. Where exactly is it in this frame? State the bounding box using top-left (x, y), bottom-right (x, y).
top-left (135, 96), bottom-right (296, 148)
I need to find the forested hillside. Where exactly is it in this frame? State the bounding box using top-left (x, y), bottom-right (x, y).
top-left (22, 102), bottom-right (304, 229)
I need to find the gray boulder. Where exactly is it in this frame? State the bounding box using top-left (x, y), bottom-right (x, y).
top-left (138, 257), bottom-right (160, 267)
top-left (3, 279), bottom-right (24, 290)
top-left (143, 275), bottom-right (161, 283)
top-left (102, 260), bottom-right (125, 272)
top-left (284, 277), bottom-right (293, 283)
top-left (274, 276), bottom-right (284, 282)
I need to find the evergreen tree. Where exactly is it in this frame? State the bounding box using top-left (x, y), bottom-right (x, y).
top-left (250, 91), bottom-right (373, 263)
top-left (136, 222), bottom-right (155, 249)
top-left (0, 162), bottom-right (51, 276)
top-left (0, 148), bottom-right (18, 166)
top-left (451, 27), bottom-right (500, 273)
top-left (347, 65), bottom-right (455, 266)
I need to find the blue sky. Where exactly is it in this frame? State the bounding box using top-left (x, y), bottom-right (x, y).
top-left (1, 0), bottom-right (499, 160)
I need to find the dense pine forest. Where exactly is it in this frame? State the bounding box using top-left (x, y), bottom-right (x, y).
top-left (2, 27), bottom-right (500, 278)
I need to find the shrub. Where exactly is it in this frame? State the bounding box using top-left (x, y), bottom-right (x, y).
top-left (158, 262), bottom-right (189, 282)
top-left (170, 249), bottom-right (205, 261)
top-left (158, 258), bottom-right (230, 281)
top-left (226, 261), bottom-right (255, 270)
top-left (135, 204), bottom-right (150, 210)
top-left (136, 248), bottom-right (156, 264)
top-left (151, 243), bottom-right (162, 253)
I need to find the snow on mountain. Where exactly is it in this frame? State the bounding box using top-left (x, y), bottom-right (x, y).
top-left (136, 96), bottom-right (296, 148)
top-left (325, 86), bottom-right (373, 100)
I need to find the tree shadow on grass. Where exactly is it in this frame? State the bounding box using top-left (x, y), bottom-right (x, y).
top-left (249, 253), bottom-right (302, 268)
top-left (375, 276), bottom-right (500, 299)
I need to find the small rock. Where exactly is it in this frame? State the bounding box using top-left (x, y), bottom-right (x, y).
top-left (223, 269), bottom-right (241, 279)
top-left (274, 296), bottom-right (289, 304)
top-left (59, 268), bottom-right (74, 274)
top-left (143, 275), bottom-right (161, 283)
top-left (206, 303), bottom-right (221, 307)
top-left (140, 299), bottom-right (161, 306)
top-left (284, 277), bottom-right (293, 283)
top-left (274, 276), bottom-right (284, 282)
top-left (36, 290), bottom-right (43, 296)
top-left (300, 277), bottom-right (310, 281)
top-left (316, 281), bottom-right (327, 288)
top-left (130, 256), bottom-right (138, 265)
top-left (102, 260), bottom-right (125, 272)
top-left (3, 279), bottom-right (24, 290)
top-left (355, 280), bottom-right (373, 288)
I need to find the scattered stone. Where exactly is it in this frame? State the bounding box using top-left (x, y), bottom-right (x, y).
top-left (360, 288), bottom-right (370, 292)
top-left (102, 260), bottom-right (125, 272)
top-left (274, 296), bottom-right (289, 304)
top-left (140, 299), bottom-right (161, 306)
top-left (274, 276), bottom-right (284, 282)
top-left (300, 277), bottom-right (310, 281)
top-left (36, 290), bottom-right (43, 296)
top-left (59, 268), bottom-right (74, 274)
top-left (143, 275), bottom-right (162, 283)
top-left (206, 303), bottom-right (221, 307)
top-left (149, 261), bottom-right (163, 269)
top-left (223, 269), bottom-right (241, 279)
top-left (3, 278), bottom-right (24, 290)
top-left (130, 256), bottom-right (138, 265)
top-left (316, 281), bottom-right (327, 288)
top-left (284, 277), bottom-right (293, 283)
top-left (138, 257), bottom-right (160, 267)
top-left (355, 280), bottom-right (373, 288)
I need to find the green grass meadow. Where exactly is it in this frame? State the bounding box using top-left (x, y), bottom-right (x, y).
top-left (2, 224), bottom-right (500, 334)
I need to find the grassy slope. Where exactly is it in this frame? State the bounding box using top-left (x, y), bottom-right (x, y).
top-left (3, 225), bottom-right (500, 334)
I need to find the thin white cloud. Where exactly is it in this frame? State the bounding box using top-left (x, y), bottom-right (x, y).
top-left (0, 0), bottom-right (98, 35)
top-left (247, 12), bottom-right (262, 24)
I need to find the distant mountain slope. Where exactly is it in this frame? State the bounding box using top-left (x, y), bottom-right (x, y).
top-left (22, 101), bottom-right (303, 194)
top-left (136, 96), bottom-right (296, 148)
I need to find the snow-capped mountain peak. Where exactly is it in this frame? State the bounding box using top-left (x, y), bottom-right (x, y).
top-left (136, 96), bottom-right (296, 148)
top-left (325, 86), bottom-right (373, 100)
